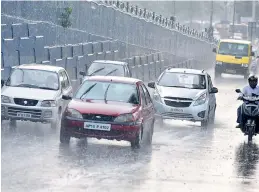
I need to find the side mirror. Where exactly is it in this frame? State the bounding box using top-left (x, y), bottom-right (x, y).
top-left (251, 52), bottom-right (255, 57)
top-left (210, 87), bottom-right (218, 94)
top-left (62, 95), bottom-right (72, 100)
top-left (147, 81), bottom-right (155, 89)
top-left (212, 48), bottom-right (217, 53)
top-left (235, 89), bottom-right (241, 93)
top-left (79, 71), bottom-right (86, 76)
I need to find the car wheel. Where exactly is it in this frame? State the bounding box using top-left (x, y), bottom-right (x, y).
top-left (60, 126), bottom-right (70, 144)
top-left (131, 126), bottom-right (143, 149)
top-left (9, 119), bottom-right (17, 129)
top-left (201, 110), bottom-right (209, 127)
top-left (147, 121), bottom-right (154, 145)
top-left (51, 108), bottom-right (61, 129)
top-left (210, 107), bottom-right (216, 124)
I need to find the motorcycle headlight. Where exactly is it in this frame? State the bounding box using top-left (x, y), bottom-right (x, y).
top-left (193, 93), bottom-right (207, 106)
top-left (66, 108), bottom-right (83, 119)
top-left (1, 95), bottom-right (11, 103)
top-left (41, 100), bottom-right (57, 107)
top-left (114, 113), bottom-right (134, 123)
top-left (216, 61), bottom-right (222, 65)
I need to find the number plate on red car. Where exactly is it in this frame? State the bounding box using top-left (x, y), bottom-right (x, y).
top-left (84, 122), bottom-right (111, 131)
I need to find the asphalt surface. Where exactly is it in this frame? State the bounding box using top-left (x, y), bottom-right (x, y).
top-left (1, 69), bottom-right (259, 192)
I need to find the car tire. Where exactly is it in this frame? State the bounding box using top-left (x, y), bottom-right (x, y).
top-left (51, 108), bottom-right (61, 129)
top-left (131, 126), bottom-right (143, 149)
top-left (210, 107), bottom-right (216, 124)
top-left (147, 121), bottom-right (154, 145)
top-left (60, 126), bottom-right (70, 144)
top-left (201, 110), bottom-right (209, 127)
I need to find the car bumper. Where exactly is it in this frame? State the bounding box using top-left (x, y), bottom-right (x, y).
top-left (215, 63), bottom-right (249, 75)
top-left (62, 117), bottom-right (141, 141)
top-left (1, 103), bottom-right (58, 123)
top-left (153, 100), bottom-right (208, 121)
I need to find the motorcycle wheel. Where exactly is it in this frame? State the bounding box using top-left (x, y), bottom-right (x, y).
top-left (248, 126), bottom-right (253, 142)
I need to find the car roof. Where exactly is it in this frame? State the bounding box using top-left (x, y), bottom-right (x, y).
top-left (92, 60), bottom-right (127, 65)
top-left (220, 39), bottom-right (251, 44)
top-left (165, 68), bottom-right (207, 75)
top-left (83, 76), bottom-right (141, 84)
top-left (15, 64), bottom-right (64, 73)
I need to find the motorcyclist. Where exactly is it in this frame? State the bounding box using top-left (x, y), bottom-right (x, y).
top-left (236, 75), bottom-right (259, 128)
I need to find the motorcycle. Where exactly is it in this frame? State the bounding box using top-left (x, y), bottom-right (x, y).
top-left (235, 89), bottom-right (259, 142)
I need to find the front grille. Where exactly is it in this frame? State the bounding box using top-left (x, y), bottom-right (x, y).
top-left (164, 100), bottom-right (192, 107)
top-left (164, 97), bottom-right (193, 101)
top-left (76, 129), bottom-right (128, 137)
top-left (14, 98), bottom-right (38, 106)
top-left (161, 112), bottom-right (193, 119)
top-left (7, 107), bottom-right (42, 118)
top-left (222, 63), bottom-right (244, 69)
top-left (82, 114), bottom-right (116, 122)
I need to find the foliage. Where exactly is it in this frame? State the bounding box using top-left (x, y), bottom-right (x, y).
top-left (59, 7), bottom-right (72, 29)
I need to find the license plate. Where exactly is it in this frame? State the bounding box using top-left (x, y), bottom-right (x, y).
top-left (226, 69), bottom-right (236, 73)
top-left (170, 108), bottom-right (184, 113)
top-left (84, 122), bottom-right (111, 131)
top-left (17, 112), bottom-right (31, 118)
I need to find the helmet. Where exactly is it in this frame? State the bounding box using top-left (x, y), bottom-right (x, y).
top-left (248, 75), bottom-right (258, 89)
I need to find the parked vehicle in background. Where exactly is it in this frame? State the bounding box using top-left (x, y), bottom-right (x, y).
top-left (148, 68), bottom-right (218, 127)
top-left (1, 64), bottom-right (73, 129)
top-left (79, 60), bottom-right (132, 81)
top-left (60, 76), bottom-right (155, 149)
top-left (213, 39), bottom-right (255, 79)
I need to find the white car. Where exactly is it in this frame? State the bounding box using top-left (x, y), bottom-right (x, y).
top-left (1, 64), bottom-right (73, 129)
top-left (147, 68), bottom-right (218, 127)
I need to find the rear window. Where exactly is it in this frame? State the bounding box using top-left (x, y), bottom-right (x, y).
top-left (87, 62), bottom-right (125, 76)
top-left (75, 80), bottom-right (139, 104)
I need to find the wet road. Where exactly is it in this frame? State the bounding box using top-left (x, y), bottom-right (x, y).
top-left (2, 69), bottom-right (259, 192)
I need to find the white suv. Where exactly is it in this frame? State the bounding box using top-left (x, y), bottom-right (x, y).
top-left (1, 64), bottom-right (73, 129)
top-left (147, 68), bottom-right (218, 127)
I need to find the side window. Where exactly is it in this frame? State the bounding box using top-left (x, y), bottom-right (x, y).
top-left (62, 71), bottom-right (71, 88)
top-left (207, 75), bottom-right (213, 91)
top-left (59, 72), bottom-right (65, 90)
top-left (141, 84), bottom-right (152, 104)
top-left (139, 85), bottom-right (147, 106)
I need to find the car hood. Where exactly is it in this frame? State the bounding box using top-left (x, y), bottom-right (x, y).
top-left (1, 86), bottom-right (58, 100)
top-left (68, 99), bottom-right (139, 116)
top-left (156, 85), bottom-right (206, 99)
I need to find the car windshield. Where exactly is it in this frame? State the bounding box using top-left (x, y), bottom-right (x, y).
top-left (158, 72), bottom-right (206, 89)
top-left (87, 62), bottom-right (125, 76)
top-left (75, 80), bottom-right (139, 104)
top-left (218, 42), bottom-right (249, 57)
top-left (5, 68), bottom-right (59, 90)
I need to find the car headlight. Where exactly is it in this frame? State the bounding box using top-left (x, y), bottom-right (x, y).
top-left (216, 61), bottom-right (222, 65)
top-left (41, 100), bottom-right (57, 107)
top-left (193, 93), bottom-right (207, 106)
top-left (66, 108), bottom-right (83, 119)
top-left (114, 113), bottom-right (134, 123)
top-left (1, 95), bottom-right (11, 103)
top-left (153, 90), bottom-right (163, 103)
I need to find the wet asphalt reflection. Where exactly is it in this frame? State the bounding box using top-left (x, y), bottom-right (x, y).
top-left (1, 71), bottom-right (259, 192)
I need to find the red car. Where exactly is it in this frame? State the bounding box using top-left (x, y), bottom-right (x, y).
top-left (60, 76), bottom-right (155, 149)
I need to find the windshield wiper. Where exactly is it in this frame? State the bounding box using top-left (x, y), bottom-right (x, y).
top-left (164, 85), bottom-right (191, 89)
top-left (38, 86), bottom-right (57, 90)
top-left (105, 69), bottom-right (118, 76)
top-left (104, 84), bottom-right (111, 103)
top-left (89, 67), bottom-right (105, 76)
top-left (15, 84), bottom-right (39, 88)
top-left (80, 83), bottom-right (97, 99)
